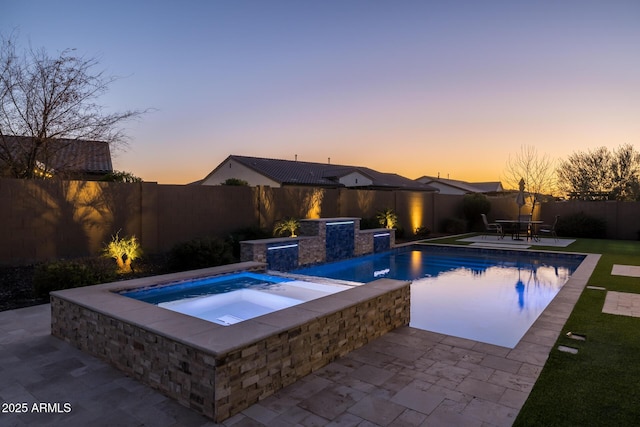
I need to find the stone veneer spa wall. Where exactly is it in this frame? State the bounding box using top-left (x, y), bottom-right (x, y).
top-left (50, 264), bottom-right (410, 422)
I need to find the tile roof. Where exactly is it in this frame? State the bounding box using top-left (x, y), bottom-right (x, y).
top-left (219, 155), bottom-right (436, 191)
top-left (417, 176), bottom-right (503, 193)
top-left (0, 135), bottom-right (113, 174)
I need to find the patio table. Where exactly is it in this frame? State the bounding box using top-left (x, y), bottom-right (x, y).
top-left (495, 219), bottom-right (543, 241)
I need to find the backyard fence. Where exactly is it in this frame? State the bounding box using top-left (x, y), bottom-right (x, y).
top-left (1, 177), bottom-right (638, 265)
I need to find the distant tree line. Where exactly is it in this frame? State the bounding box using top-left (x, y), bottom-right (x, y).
top-left (505, 144), bottom-right (640, 203)
top-left (557, 144), bottom-right (640, 201)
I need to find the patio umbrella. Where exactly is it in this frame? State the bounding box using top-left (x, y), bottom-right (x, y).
top-left (515, 268), bottom-right (525, 309)
top-left (514, 178), bottom-right (526, 240)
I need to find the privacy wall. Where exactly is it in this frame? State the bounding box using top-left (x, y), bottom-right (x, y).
top-left (0, 179), bottom-right (439, 265)
top-left (3, 177), bottom-right (637, 265)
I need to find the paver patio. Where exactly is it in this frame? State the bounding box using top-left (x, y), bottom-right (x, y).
top-left (0, 253), bottom-right (598, 426)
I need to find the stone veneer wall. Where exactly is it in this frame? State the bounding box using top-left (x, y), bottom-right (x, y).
top-left (51, 280), bottom-right (410, 422)
top-left (50, 297), bottom-right (220, 418)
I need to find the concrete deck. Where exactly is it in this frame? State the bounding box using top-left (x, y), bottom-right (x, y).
top-left (0, 254), bottom-right (599, 426)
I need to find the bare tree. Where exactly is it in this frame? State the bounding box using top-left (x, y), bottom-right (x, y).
top-left (503, 145), bottom-right (556, 215)
top-left (610, 144), bottom-right (640, 201)
top-left (0, 34), bottom-right (144, 178)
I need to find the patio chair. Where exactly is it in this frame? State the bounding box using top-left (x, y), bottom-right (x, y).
top-left (481, 214), bottom-right (503, 239)
top-left (539, 215), bottom-right (559, 242)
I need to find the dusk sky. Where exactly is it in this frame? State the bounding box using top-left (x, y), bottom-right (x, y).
top-left (3, 1), bottom-right (639, 185)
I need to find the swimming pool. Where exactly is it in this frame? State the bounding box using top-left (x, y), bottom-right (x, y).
top-left (293, 245), bottom-right (585, 347)
top-left (120, 271), bottom-right (352, 326)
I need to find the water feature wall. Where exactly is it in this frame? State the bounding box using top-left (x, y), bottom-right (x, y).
top-left (241, 217), bottom-right (394, 270)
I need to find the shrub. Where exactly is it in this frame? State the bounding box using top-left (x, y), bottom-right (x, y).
top-left (556, 212), bottom-right (606, 238)
top-left (168, 237), bottom-right (234, 272)
top-left (33, 258), bottom-right (116, 298)
top-left (226, 226), bottom-right (272, 260)
top-left (103, 232), bottom-right (142, 272)
top-left (221, 177), bottom-right (249, 186)
top-left (462, 193), bottom-right (491, 231)
top-left (101, 171), bottom-right (142, 182)
top-left (441, 217), bottom-right (467, 234)
top-left (415, 226), bottom-right (431, 237)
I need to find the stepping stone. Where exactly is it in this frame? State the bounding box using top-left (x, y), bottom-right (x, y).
top-left (558, 346), bottom-right (578, 354)
top-left (611, 264), bottom-right (640, 278)
top-left (566, 332), bottom-right (586, 341)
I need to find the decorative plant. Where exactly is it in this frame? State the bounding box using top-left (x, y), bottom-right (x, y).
top-left (376, 208), bottom-right (398, 229)
top-left (273, 217), bottom-right (300, 237)
top-left (103, 231), bottom-right (142, 272)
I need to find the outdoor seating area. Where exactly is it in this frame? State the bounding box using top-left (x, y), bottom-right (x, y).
top-left (493, 216), bottom-right (543, 241)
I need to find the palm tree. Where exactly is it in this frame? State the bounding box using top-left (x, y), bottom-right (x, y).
top-left (273, 218), bottom-right (300, 237)
top-left (376, 208), bottom-right (398, 229)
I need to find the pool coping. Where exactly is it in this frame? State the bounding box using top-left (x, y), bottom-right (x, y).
top-left (50, 261), bottom-right (410, 356)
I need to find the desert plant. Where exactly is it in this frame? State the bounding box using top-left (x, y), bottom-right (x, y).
top-left (376, 208), bottom-right (398, 229)
top-left (273, 218), bottom-right (300, 237)
top-left (168, 237), bottom-right (234, 271)
top-left (103, 231), bottom-right (142, 272)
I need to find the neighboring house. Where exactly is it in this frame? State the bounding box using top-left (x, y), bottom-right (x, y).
top-left (0, 135), bottom-right (113, 180)
top-left (416, 176), bottom-right (504, 195)
top-left (200, 155), bottom-right (437, 191)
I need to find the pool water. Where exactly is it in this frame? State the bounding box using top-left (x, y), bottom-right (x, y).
top-left (293, 246), bottom-right (584, 348)
top-left (120, 272), bottom-right (351, 326)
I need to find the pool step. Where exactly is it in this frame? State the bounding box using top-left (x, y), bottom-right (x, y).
top-left (216, 315), bottom-right (244, 325)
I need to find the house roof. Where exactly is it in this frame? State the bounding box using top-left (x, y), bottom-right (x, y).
top-left (0, 135), bottom-right (113, 175)
top-left (417, 176), bottom-right (503, 193)
top-left (207, 155), bottom-right (437, 191)
top-left (471, 181), bottom-right (504, 193)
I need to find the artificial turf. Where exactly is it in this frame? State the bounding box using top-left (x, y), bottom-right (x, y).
top-left (423, 235), bottom-right (640, 425)
top-left (512, 239), bottom-right (640, 426)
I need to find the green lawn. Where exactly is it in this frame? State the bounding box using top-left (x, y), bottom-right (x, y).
top-left (424, 235), bottom-right (640, 426)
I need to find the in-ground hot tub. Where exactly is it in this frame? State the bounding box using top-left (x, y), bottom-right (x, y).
top-left (51, 262), bottom-right (410, 422)
top-left (119, 271), bottom-right (352, 326)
